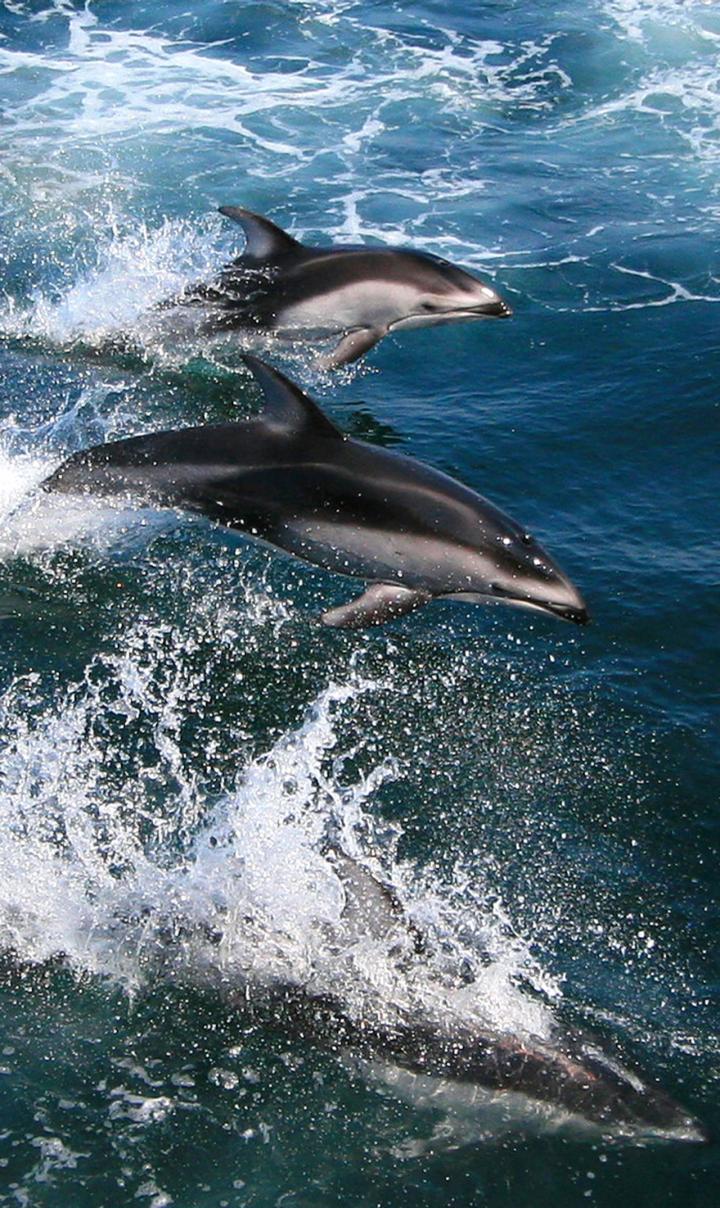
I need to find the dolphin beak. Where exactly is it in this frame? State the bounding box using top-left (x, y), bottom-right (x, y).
top-left (459, 295), bottom-right (512, 320)
top-left (477, 298), bottom-right (513, 318)
top-left (539, 598), bottom-right (590, 625)
top-left (525, 576), bottom-right (590, 626)
top-left (489, 578), bottom-right (590, 626)
top-left (524, 559), bottom-right (590, 625)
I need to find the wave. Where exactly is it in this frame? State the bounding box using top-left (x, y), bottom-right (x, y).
top-left (0, 5), bottom-right (570, 176)
top-left (0, 1), bottom-right (569, 275)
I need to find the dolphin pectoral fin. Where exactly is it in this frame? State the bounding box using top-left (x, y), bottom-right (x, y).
top-left (321, 583), bottom-right (431, 629)
top-left (218, 206), bottom-right (303, 261)
top-left (317, 328), bottom-right (383, 369)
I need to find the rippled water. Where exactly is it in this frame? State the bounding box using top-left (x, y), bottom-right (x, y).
top-left (0, 1), bottom-right (718, 1204)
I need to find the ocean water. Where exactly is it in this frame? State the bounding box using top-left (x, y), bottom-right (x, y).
top-left (0, 0), bottom-right (718, 1203)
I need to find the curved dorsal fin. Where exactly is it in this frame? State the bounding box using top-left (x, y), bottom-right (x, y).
top-left (218, 206), bottom-right (302, 261)
top-left (242, 355), bottom-right (345, 440)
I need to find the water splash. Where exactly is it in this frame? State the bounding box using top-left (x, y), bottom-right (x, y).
top-left (0, 418), bottom-right (165, 563)
top-left (0, 215), bottom-right (233, 353)
top-left (0, 627), bottom-right (557, 1045)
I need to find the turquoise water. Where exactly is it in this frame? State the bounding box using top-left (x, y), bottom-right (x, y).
top-left (0, 0), bottom-right (718, 1203)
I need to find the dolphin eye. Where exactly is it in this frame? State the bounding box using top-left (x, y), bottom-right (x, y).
top-left (419, 300), bottom-right (438, 312)
top-left (521, 533), bottom-right (532, 545)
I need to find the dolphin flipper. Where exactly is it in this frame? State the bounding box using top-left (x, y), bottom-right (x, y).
top-left (218, 206), bottom-right (302, 261)
top-left (318, 328), bottom-right (384, 369)
top-left (321, 583), bottom-right (431, 629)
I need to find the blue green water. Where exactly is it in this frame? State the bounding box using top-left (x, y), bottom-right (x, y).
top-left (0, 0), bottom-right (718, 1203)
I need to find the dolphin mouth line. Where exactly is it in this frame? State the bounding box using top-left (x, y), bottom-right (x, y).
top-left (485, 581), bottom-right (589, 625)
top-left (539, 600), bottom-right (590, 625)
top-left (464, 300), bottom-right (513, 319)
top-left (426, 298), bottom-right (512, 321)
top-left (453, 588), bottom-right (590, 626)
top-left (388, 301), bottom-right (513, 331)
top-left (504, 596), bottom-right (590, 626)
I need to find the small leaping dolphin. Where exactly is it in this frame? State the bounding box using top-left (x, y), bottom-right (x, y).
top-left (164, 206), bottom-right (512, 367)
top-left (43, 356), bottom-right (588, 630)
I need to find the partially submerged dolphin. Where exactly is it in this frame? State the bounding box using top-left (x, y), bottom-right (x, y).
top-left (43, 356), bottom-right (588, 630)
top-left (328, 854), bottom-right (708, 1142)
top-left (143, 844), bottom-right (707, 1143)
top-left (164, 206), bottom-right (512, 367)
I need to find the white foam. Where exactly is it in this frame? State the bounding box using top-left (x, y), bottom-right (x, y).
top-left (604, 0), bottom-right (720, 46)
top-left (0, 2), bottom-right (572, 226)
top-left (577, 60), bottom-right (720, 162)
top-left (0, 445), bottom-right (49, 525)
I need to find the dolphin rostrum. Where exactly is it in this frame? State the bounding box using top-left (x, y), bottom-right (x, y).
top-left (43, 356), bottom-right (588, 630)
top-left (164, 206), bottom-right (512, 367)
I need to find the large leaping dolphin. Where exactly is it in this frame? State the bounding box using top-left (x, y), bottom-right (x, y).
top-left (43, 356), bottom-right (588, 630)
top-left (163, 206), bottom-right (512, 367)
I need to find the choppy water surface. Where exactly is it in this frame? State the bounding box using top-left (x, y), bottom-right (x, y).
top-left (0, 1), bottom-right (718, 1204)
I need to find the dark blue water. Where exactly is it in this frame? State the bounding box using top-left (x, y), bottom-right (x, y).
top-left (0, 1), bottom-right (718, 1203)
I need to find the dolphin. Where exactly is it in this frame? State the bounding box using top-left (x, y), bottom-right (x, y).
top-left (129, 842), bottom-right (707, 1143)
top-left (249, 850), bottom-right (709, 1143)
top-left (43, 355), bottom-right (588, 630)
top-left (164, 206), bottom-right (512, 367)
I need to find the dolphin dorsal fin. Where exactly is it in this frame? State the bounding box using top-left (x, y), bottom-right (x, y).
top-left (243, 356), bottom-right (344, 440)
top-left (218, 206), bottom-right (302, 261)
